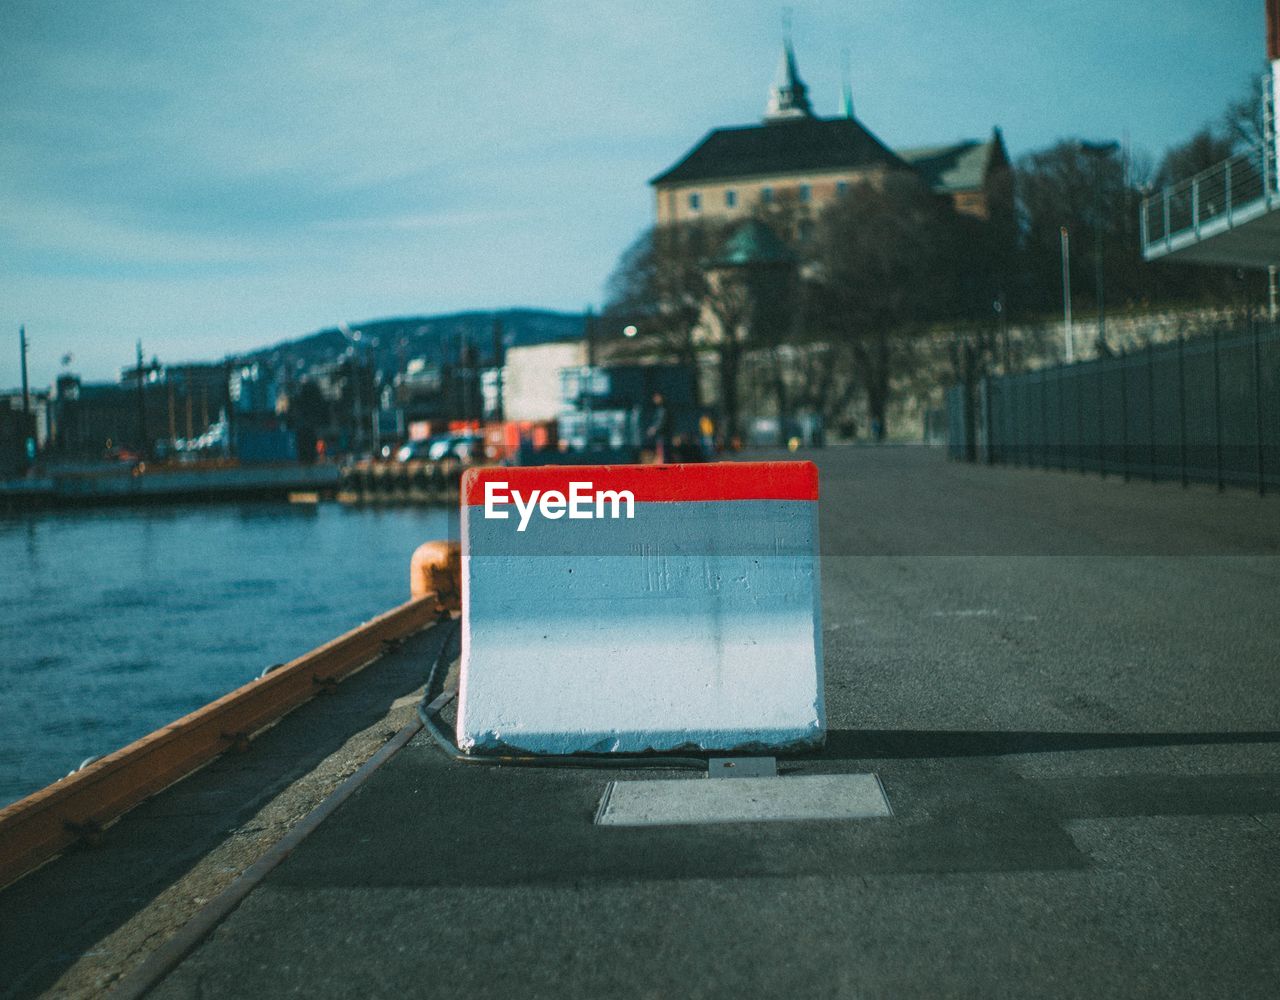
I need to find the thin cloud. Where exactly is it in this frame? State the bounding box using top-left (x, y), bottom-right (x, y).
top-left (315, 207), bottom-right (550, 233)
top-left (0, 0), bottom-right (1264, 386)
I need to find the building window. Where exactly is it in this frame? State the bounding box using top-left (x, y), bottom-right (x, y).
top-left (799, 184), bottom-right (811, 203)
top-left (835, 180), bottom-right (848, 196)
top-left (725, 189), bottom-right (737, 208)
top-left (798, 220), bottom-right (814, 243)
top-left (688, 192), bottom-right (701, 212)
top-left (760, 186), bottom-right (774, 205)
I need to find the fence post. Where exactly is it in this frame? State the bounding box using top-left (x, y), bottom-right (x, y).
top-left (1039, 371), bottom-right (1049, 470)
top-left (1076, 364), bottom-right (1086, 475)
top-left (1058, 366), bottom-right (1066, 471)
top-left (1163, 188), bottom-right (1172, 252)
top-left (1020, 377), bottom-right (1028, 468)
top-left (1097, 359), bottom-right (1107, 479)
top-left (1213, 325), bottom-right (1224, 492)
top-left (1192, 177), bottom-right (1201, 237)
top-left (1226, 157), bottom-right (1233, 226)
top-left (1120, 348), bottom-right (1129, 482)
top-left (962, 377), bottom-right (976, 463)
top-left (1178, 334), bottom-right (1188, 488)
top-left (1254, 321), bottom-right (1267, 496)
top-left (983, 374), bottom-right (995, 465)
top-left (1013, 378), bottom-right (1022, 467)
top-left (1147, 340), bottom-right (1157, 482)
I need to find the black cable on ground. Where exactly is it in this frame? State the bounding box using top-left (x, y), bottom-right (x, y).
top-left (419, 618), bottom-right (708, 772)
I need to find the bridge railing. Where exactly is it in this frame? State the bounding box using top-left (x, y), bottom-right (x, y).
top-left (1141, 146), bottom-right (1273, 254)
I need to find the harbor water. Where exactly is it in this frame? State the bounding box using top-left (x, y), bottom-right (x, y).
top-left (0, 502), bottom-right (456, 807)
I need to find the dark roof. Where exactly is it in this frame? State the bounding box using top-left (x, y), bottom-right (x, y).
top-left (710, 219), bottom-right (795, 268)
top-left (897, 131), bottom-right (1007, 194)
top-left (651, 116), bottom-right (909, 186)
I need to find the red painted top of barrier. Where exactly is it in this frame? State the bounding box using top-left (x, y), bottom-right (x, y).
top-left (462, 461), bottom-right (818, 506)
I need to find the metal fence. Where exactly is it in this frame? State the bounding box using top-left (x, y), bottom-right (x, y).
top-left (947, 324), bottom-right (1280, 494)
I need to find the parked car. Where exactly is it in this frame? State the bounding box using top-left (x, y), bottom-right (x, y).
top-left (395, 433), bottom-right (482, 464)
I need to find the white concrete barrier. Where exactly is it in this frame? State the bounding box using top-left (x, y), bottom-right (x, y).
top-left (457, 462), bottom-right (824, 755)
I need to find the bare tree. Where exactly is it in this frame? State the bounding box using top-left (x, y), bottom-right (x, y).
top-left (809, 172), bottom-right (957, 439)
top-left (1154, 128), bottom-right (1237, 187)
top-left (603, 222), bottom-right (726, 396)
top-left (1221, 70), bottom-right (1266, 152)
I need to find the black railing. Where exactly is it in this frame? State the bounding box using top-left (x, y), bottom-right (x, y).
top-left (947, 324), bottom-right (1280, 495)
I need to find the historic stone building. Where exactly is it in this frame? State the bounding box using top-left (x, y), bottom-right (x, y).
top-left (651, 39), bottom-right (1009, 226)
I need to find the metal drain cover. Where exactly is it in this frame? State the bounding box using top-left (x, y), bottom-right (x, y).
top-left (595, 773), bottom-right (892, 827)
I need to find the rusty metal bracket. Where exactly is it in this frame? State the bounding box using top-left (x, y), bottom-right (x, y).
top-left (220, 731), bottom-right (253, 754)
top-left (62, 817), bottom-right (104, 846)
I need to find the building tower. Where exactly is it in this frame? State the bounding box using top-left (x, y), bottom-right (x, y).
top-left (651, 35), bottom-right (1009, 225)
top-left (764, 38), bottom-right (814, 121)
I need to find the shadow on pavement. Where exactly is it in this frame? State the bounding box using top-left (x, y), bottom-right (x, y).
top-left (820, 727), bottom-right (1280, 760)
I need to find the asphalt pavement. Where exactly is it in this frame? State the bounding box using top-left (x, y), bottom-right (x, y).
top-left (94, 449), bottom-right (1280, 997)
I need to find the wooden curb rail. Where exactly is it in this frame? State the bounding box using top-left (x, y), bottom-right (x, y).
top-left (0, 590), bottom-right (457, 891)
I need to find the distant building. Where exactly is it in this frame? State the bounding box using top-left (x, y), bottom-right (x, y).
top-left (48, 365), bottom-right (229, 458)
top-left (1, 389), bottom-right (51, 451)
top-left (0, 391), bottom-right (46, 475)
top-left (651, 38), bottom-right (1009, 225)
top-left (557, 363), bottom-right (698, 458)
top-left (500, 340), bottom-right (589, 423)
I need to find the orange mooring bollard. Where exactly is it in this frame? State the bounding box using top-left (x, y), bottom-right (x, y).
top-left (410, 539), bottom-right (462, 610)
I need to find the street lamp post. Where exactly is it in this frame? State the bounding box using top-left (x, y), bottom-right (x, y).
top-left (19, 326), bottom-right (30, 418)
top-left (1060, 227), bottom-right (1074, 363)
top-left (1079, 139), bottom-right (1120, 352)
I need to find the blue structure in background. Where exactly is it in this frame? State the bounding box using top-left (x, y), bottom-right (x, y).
top-left (517, 363), bottom-right (698, 465)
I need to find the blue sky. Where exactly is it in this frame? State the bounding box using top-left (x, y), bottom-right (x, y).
top-left (0, 0), bottom-right (1265, 385)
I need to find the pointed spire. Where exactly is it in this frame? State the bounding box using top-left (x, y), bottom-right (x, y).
top-left (839, 48), bottom-right (854, 119)
top-left (764, 21), bottom-right (814, 122)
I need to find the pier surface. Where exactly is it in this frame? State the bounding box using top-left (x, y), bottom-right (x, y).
top-left (7, 446), bottom-right (1280, 998)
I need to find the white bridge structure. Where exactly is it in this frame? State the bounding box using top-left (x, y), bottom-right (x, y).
top-left (1142, 3), bottom-right (1280, 270)
top-left (1141, 143), bottom-right (1280, 268)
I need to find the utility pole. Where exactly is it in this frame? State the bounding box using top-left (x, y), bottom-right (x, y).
top-left (19, 326), bottom-right (33, 469)
top-left (19, 326), bottom-right (30, 417)
top-left (491, 317), bottom-right (505, 423)
top-left (585, 306), bottom-right (597, 367)
top-left (1061, 227), bottom-right (1074, 363)
top-left (994, 292), bottom-right (1009, 371)
top-left (136, 340), bottom-right (149, 459)
top-left (461, 336), bottom-right (474, 424)
top-left (167, 377), bottom-right (177, 448)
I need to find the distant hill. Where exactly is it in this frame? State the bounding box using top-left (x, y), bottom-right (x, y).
top-left (239, 309), bottom-right (586, 375)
